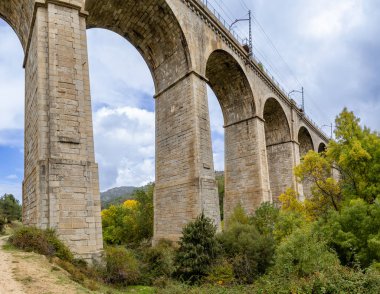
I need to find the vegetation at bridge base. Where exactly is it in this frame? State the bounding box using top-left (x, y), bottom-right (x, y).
top-left (4, 108), bottom-right (380, 293)
top-left (9, 226), bottom-right (74, 262)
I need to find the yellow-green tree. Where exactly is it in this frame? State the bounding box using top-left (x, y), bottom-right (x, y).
top-left (290, 108), bottom-right (380, 219)
top-left (101, 183), bottom-right (154, 245)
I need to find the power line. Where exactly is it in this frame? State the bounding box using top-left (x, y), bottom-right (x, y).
top-left (209, 0), bottom-right (235, 23)
top-left (239, 0), bottom-right (250, 11)
top-left (252, 17), bottom-right (303, 89)
top-left (232, 1), bottom-right (330, 125)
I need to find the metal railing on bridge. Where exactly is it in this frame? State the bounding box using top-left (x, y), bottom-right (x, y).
top-left (198, 0), bottom-right (330, 140)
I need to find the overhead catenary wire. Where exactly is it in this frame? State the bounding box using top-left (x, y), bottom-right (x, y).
top-left (207, 1), bottom-right (329, 125)
top-left (251, 16), bottom-right (303, 89)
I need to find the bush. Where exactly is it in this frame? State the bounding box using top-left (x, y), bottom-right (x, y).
top-left (273, 225), bottom-right (338, 278)
top-left (9, 226), bottom-right (73, 261)
top-left (140, 240), bottom-right (176, 285)
top-left (204, 259), bottom-right (235, 286)
top-left (0, 217), bottom-right (5, 234)
top-left (175, 213), bottom-right (219, 284)
top-left (253, 224), bottom-right (380, 293)
top-left (102, 246), bottom-right (141, 286)
top-left (255, 263), bottom-right (380, 293)
top-left (319, 198), bottom-right (380, 268)
top-left (250, 202), bottom-right (279, 236)
top-left (218, 223), bottom-right (275, 284)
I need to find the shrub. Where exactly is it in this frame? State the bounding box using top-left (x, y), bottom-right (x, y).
top-left (273, 210), bottom-right (306, 243)
top-left (53, 257), bottom-right (101, 291)
top-left (175, 213), bottom-right (219, 284)
top-left (273, 225), bottom-right (338, 278)
top-left (204, 259), bottom-right (235, 286)
top-left (140, 240), bottom-right (176, 285)
top-left (319, 198), bottom-right (380, 268)
top-left (102, 246), bottom-right (141, 285)
top-left (218, 223), bottom-right (275, 284)
top-left (250, 202), bottom-right (279, 236)
top-left (0, 217), bottom-right (5, 234)
top-left (253, 224), bottom-right (380, 293)
top-left (9, 226), bottom-right (73, 261)
top-left (255, 263), bottom-right (380, 293)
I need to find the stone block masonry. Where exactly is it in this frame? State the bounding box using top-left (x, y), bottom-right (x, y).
top-left (0, 0), bottom-right (328, 257)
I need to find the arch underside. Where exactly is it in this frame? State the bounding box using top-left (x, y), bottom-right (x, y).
top-left (298, 127), bottom-right (314, 157)
top-left (318, 142), bottom-right (327, 153)
top-left (0, 0), bottom-right (34, 50)
top-left (206, 50), bottom-right (255, 126)
top-left (206, 50), bottom-right (265, 218)
top-left (264, 98), bottom-right (293, 202)
top-left (85, 0), bottom-right (190, 93)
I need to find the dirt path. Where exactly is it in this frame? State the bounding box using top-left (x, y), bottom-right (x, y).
top-left (0, 236), bottom-right (91, 294)
top-left (0, 236), bottom-right (24, 294)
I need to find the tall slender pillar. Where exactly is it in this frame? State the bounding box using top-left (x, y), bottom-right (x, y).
top-left (224, 116), bottom-right (271, 221)
top-left (23, 0), bottom-right (102, 260)
top-left (266, 140), bottom-right (299, 203)
top-left (154, 72), bottom-right (221, 242)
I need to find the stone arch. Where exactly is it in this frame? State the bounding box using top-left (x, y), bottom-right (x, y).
top-left (86, 0), bottom-right (223, 243)
top-left (318, 142), bottom-right (327, 153)
top-left (0, 0), bottom-right (34, 51)
top-left (85, 0), bottom-right (191, 93)
top-left (298, 126), bottom-right (314, 199)
top-left (298, 126), bottom-right (314, 157)
top-left (263, 98), bottom-right (291, 146)
top-left (205, 49), bottom-right (266, 220)
top-left (206, 49), bottom-right (256, 124)
top-left (263, 97), bottom-right (293, 202)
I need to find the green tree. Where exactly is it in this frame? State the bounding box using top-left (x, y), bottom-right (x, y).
top-left (318, 198), bottom-right (380, 268)
top-left (101, 183), bottom-right (154, 245)
top-left (328, 108), bottom-right (380, 203)
top-left (294, 108), bottom-right (380, 219)
top-left (175, 213), bottom-right (219, 284)
top-left (215, 173), bottom-right (225, 220)
top-left (134, 184), bottom-right (154, 242)
top-left (217, 203), bottom-right (277, 283)
top-left (290, 108), bottom-right (380, 268)
top-left (0, 194), bottom-right (22, 223)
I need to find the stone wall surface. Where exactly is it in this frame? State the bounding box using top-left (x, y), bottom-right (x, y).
top-left (1, 0), bottom-right (328, 256)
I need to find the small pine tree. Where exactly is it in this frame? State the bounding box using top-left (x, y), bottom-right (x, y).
top-left (175, 213), bottom-right (219, 284)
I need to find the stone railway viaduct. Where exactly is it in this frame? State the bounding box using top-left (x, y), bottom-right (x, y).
top-left (1, 0), bottom-right (328, 259)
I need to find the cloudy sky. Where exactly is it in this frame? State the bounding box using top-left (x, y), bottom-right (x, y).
top-left (1, 0), bottom-right (379, 201)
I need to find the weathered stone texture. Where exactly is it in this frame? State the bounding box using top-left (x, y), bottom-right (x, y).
top-left (2, 0), bottom-right (329, 255)
top-left (154, 73), bottom-right (221, 242)
top-left (298, 127), bottom-right (315, 199)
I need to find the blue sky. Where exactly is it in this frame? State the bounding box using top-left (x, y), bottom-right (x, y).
top-left (1, 0), bottom-right (380, 201)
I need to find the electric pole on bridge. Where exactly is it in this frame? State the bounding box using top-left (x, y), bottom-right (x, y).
top-left (289, 87), bottom-right (305, 113)
top-left (230, 10), bottom-right (253, 58)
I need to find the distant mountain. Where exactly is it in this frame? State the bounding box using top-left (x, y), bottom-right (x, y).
top-left (100, 186), bottom-right (137, 209)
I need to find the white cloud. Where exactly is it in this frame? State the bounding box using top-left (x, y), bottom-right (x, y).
top-left (6, 174), bottom-right (18, 180)
top-left (87, 29), bottom-right (154, 110)
top-left (116, 158), bottom-right (155, 187)
top-left (0, 182), bottom-right (21, 202)
top-left (303, 0), bottom-right (364, 39)
top-left (92, 106), bottom-right (155, 190)
top-left (0, 23), bottom-right (24, 139)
